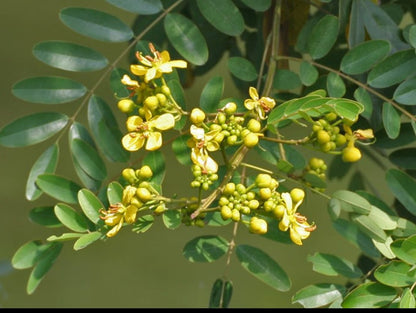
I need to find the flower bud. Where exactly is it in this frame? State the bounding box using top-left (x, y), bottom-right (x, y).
top-left (249, 217), bottom-right (268, 235)
top-left (117, 99), bottom-right (135, 113)
top-left (190, 108), bottom-right (206, 124)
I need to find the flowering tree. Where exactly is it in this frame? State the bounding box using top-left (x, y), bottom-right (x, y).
top-left (2, 0), bottom-right (416, 308)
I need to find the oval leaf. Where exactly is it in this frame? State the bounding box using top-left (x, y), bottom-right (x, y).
top-left (78, 189), bottom-right (105, 224)
top-left (107, 181), bottom-right (124, 205)
top-left (374, 260), bottom-right (416, 287)
top-left (332, 190), bottom-right (371, 214)
top-left (342, 282), bottom-right (397, 308)
top-left (307, 253), bottom-right (363, 278)
top-left (240, 0), bottom-right (271, 12)
top-left (106, 0), bottom-right (163, 14)
top-left (236, 244), bottom-right (291, 292)
top-left (182, 235), bottom-right (229, 262)
top-left (33, 41), bottom-right (108, 72)
top-left (307, 15), bottom-right (339, 60)
top-left (200, 76), bottom-right (224, 113)
top-left (73, 232), bottom-right (102, 251)
top-left (393, 77), bottom-right (416, 105)
top-left (299, 61), bottom-right (319, 86)
top-left (273, 69), bottom-right (301, 90)
top-left (12, 76), bottom-right (87, 104)
top-left (292, 283), bottom-right (346, 308)
top-left (341, 40), bottom-right (390, 75)
top-left (59, 7), bottom-right (133, 42)
top-left (0, 112), bottom-right (68, 148)
top-left (26, 144), bottom-right (59, 201)
top-left (382, 102), bottom-right (401, 139)
top-left (54, 203), bottom-right (89, 232)
top-left (196, 0), bottom-right (244, 36)
top-left (162, 210), bottom-right (181, 230)
top-left (36, 174), bottom-right (81, 204)
top-left (386, 169), bottom-right (416, 217)
top-left (29, 206), bottom-right (62, 228)
top-left (12, 240), bottom-right (43, 270)
top-left (164, 13), bottom-right (208, 66)
top-left (326, 72), bottom-right (346, 98)
top-left (228, 57), bottom-right (258, 82)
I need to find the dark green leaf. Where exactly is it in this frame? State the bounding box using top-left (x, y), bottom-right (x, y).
top-left (73, 232), bottom-right (102, 251)
top-left (382, 102), bottom-right (401, 139)
top-left (393, 77), bottom-right (416, 105)
top-left (36, 174), bottom-right (81, 204)
top-left (29, 206), bottom-right (62, 228)
top-left (307, 15), bottom-right (339, 60)
top-left (54, 203), bottom-right (89, 232)
top-left (273, 69), bottom-right (301, 90)
top-left (142, 150), bottom-right (165, 189)
top-left (332, 190), bottom-right (371, 214)
top-left (196, 0), bottom-right (244, 36)
top-left (106, 0), bottom-right (163, 14)
top-left (299, 61), bottom-right (319, 86)
top-left (350, 214), bottom-right (387, 242)
top-left (303, 173), bottom-right (327, 189)
top-left (132, 215), bottom-right (154, 233)
top-left (326, 73), bottom-right (346, 98)
top-left (59, 7), bottom-right (133, 42)
top-left (162, 210), bottom-right (181, 230)
top-left (374, 122), bottom-right (415, 149)
top-left (0, 112), bottom-right (68, 148)
top-left (292, 283), bottom-right (346, 308)
top-left (386, 169), bottom-right (416, 217)
top-left (200, 76), bottom-right (224, 113)
top-left (88, 95), bottom-right (129, 163)
top-left (241, 0), bottom-right (271, 11)
top-left (25, 144), bottom-right (59, 201)
top-left (307, 253), bottom-right (363, 278)
top-left (236, 244), bottom-right (291, 292)
top-left (353, 87), bottom-right (373, 120)
top-left (69, 122), bottom-right (96, 148)
top-left (164, 13), bottom-right (208, 66)
top-left (367, 49), bottom-right (416, 88)
top-left (228, 57), bottom-right (258, 82)
top-left (341, 282), bottom-right (397, 308)
top-left (209, 278), bottom-right (233, 308)
top-left (374, 260), bottom-right (416, 287)
top-left (389, 148), bottom-right (416, 170)
top-left (12, 76), bottom-right (87, 104)
top-left (33, 41), bottom-right (108, 72)
top-left (172, 134), bottom-right (192, 166)
top-left (70, 139), bottom-right (107, 182)
top-left (341, 40), bottom-right (390, 74)
top-left (27, 242), bottom-right (63, 295)
top-left (183, 235), bottom-right (229, 262)
top-left (110, 68), bottom-right (131, 99)
top-left (78, 189), bottom-right (105, 224)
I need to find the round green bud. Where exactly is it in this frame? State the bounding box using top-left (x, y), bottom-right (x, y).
top-left (247, 119), bottom-right (261, 132)
top-left (325, 112), bottom-right (338, 122)
top-left (273, 204), bottom-right (286, 219)
top-left (309, 157), bottom-right (324, 170)
top-left (317, 130), bottom-right (331, 144)
top-left (255, 173), bottom-right (272, 188)
top-left (248, 199), bottom-right (260, 210)
top-left (136, 187), bottom-right (153, 202)
top-left (236, 183), bottom-right (246, 195)
top-left (154, 205), bottom-right (167, 215)
top-left (160, 85), bottom-right (171, 96)
top-left (224, 102), bottom-right (237, 114)
top-left (249, 217), bottom-right (268, 235)
top-left (156, 93), bottom-right (167, 106)
top-left (258, 187), bottom-right (272, 200)
top-left (223, 183), bottom-right (236, 195)
top-left (221, 206), bottom-right (232, 220)
top-left (263, 199), bottom-right (275, 212)
top-left (290, 188), bottom-right (305, 203)
top-left (138, 165), bottom-right (153, 179)
top-left (217, 112), bottom-right (226, 124)
top-left (122, 168), bottom-right (137, 184)
top-left (190, 108), bottom-right (206, 124)
top-left (195, 219), bottom-right (205, 228)
top-left (227, 135), bottom-right (238, 145)
top-left (342, 146), bottom-right (362, 163)
top-left (231, 209), bottom-right (240, 222)
top-left (335, 134), bottom-right (347, 147)
top-left (143, 96), bottom-right (159, 110)
top-left (243, 132), bottom-right (259, 148)
top-left (117, 99), bottom-right (135, 113)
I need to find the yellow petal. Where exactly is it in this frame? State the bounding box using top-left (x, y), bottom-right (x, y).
top-left (158, 62), bottom-right (173, 73)
top-left (355, 128), bottom-right (374, 139)
top-left (153, 113), bottom-right (175, 130)
top-left (168, 60), bottom-right (187, 69)
top-left (160, 50), bottom-right (171, 63)
top-left (206, 141), bottom-right (219, 152)
top-left (248, 86), bottom-right (259, 100)
top-left (204, 155), bottom-right (218, 173)
top-left (190, 125), bottom-right (205, 140)
top-left (122, 186), bottom-right (137, 204)
top-left (262, 96), bottom-right (276, 109)
top-left (293, 223), bottom-right (311, 240)
top-left (289, 227), bottom-right (303, 245)
top-left (145, 67), bottom-right (157, 82)
top-left (244, 99), bottom-right (256, 110)
top-left (130, 65), bottom-right (148, 76)
top-left (106, 219), bottom-right (124, 237)
top-left (121, 75), bottom-right (139, 87)
top-left (125, 205), bottom-right (138, 224)
top-left (126, 115), bottom-right (143, 132)
top-left (122, 133), bottom-right (145, 151)
top-left (146, 132), bottom-right (162, 151)
top-left (281, 192), bottom-right (293, 213)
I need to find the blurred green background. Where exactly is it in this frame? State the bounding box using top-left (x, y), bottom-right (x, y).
top-left (0, 0), bottom-right (388, 308)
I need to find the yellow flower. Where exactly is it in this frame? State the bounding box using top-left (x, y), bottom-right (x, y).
top-left (122, 113), bottom-right (175, 151)
top-left (278, 192), bottom-right (316, 245)
top-left (244, 87), bottom-right (276, 120)
top-left (130, 42), bottom-right (187, 83)
top-left (187, 125), bottom-right (220, 173)
top-left (100, 203), bottom-right (138, 237)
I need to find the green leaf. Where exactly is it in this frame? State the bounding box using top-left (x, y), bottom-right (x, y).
top-left (400, 288), bottom-right (416, 308)
top-left (54, 203), bottom-right (89, 232)
top-left (307, 253), bottom-right (363, 279)
top-left (208, 279), bottom-right (233, 308)
top-left (368, 206), bottom-right (397, 230)
top-left (110, 68), bottom-right (130, 99)
top-left (132, 215), bottom-right (154, 233)
top-left (73, 232), bottom-right (102, 251)
top-left (142, 150), bottom-right (165, 188)
top-left (374, 260), bottom-right (416, 287)
top-left (372, 236), bottom-right (395, 259)
top-left (200, 76), bottom-right (224, 113)
top-left (273, 69), bottom-right (301, 90)
top-left (374, 122), bottom-right (415, 149)
top-left (307, 15), bottom-right (339, 60)
top-left (382, 102), bottom-right (401, 139)
top-left (367, 49), bottom-right (416, 88)
top-left (228, 57), bottom-right (258, 82)
top-left (240, 0), bottom-right (271, 11)
top-left (36, 174), bottom-right (81, 204)
top-left (340, 40), bottom-right (390, 75)
top-left (196, 0), bottom-right (244, 36)
top-left (401, 235), bottom-right (416, 263)
top-left (172, 134), bottom-right (192, 166)
top-left (351, 214), bottom-right (387, 242)
top-left (292, 283), bottom-right (346, 308)
top-left (88, 95), bottom-right (129, 163)
top-left (393, 218), bottom-right (416, 238)
top-left (106, 0), bottom-right (163, 14)
top-left (162, 210), bottom-right (181, 230)
top-left (77, 189), bottom-right (104, 224)
top-left (29, 206), bottom-right (62, 228)
top-left (12, 240), bottom-right (43, 269)
top-left (236, 244), bottom-right (291, 292)
top-left (0, 112), bottom-right (68, 147)
top-left (47, 233), bottom-right (83, 242)
top-left (70, 139), bottom-right (107, 182)
top-left (386, 169), bottom-right (416, 217)
top-left (26, 144), bottom-right (59, 201)
top-left (27, 242), bottom-right (63, 295)
top-left (303, 173), bottom-right (327, 189)
top-left (59, 7), bottom-right (133, 42)
top-left (332, 218), bottom-right (380, 258)
top-left (12, 76), bottom-right (87, 104)
top-left (164, 13), bottom-right (208, 66)
top-left (390, 238), bottom-right (416, 265)
top-left (69, 122), bottom-right (96, 148)
top-left (107, 181), bottom-right (123, 205)
top-left (332, 190), bottom-right (371, 214)
top-left (299, 61), bottom-right (319, 86)
top-left (326, 73), bottom-right (346, 98)
top-left (33, 41), bottom-right (108, 72)
top-left (341, 282), bottom-right (397, 308)
top-left (183, 235), bottom-right (229, 263)
top-left (328, 99), bottom-right (363, 122)
top-left (393, 77), bottom-right (416, 105)
top-left (353, 87), bottom-right (373, 120)
top-left (205, 211), bottom-right (232, 227)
